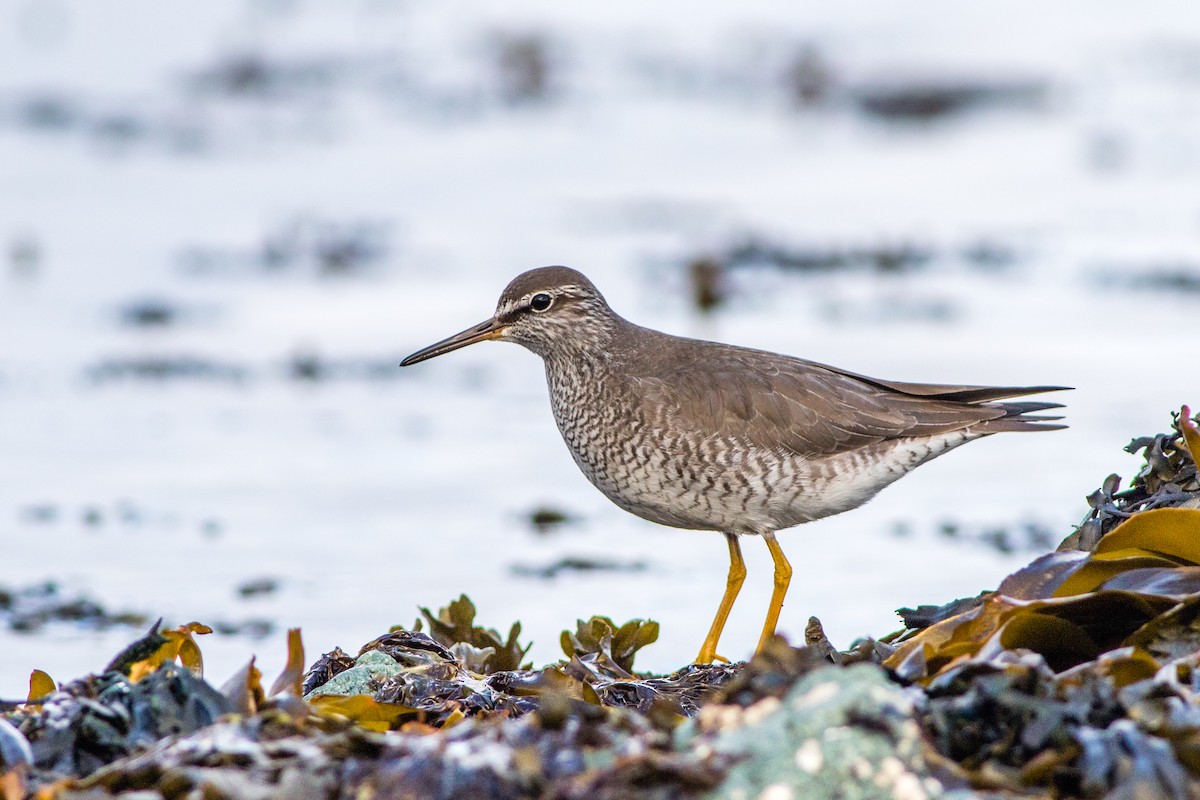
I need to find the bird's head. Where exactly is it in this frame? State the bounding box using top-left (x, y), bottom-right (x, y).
top-left (400, 266), bottom-right (615, 365)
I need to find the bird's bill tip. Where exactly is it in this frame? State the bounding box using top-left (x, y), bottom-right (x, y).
top-left (400, 318), bottom-right (508, 367)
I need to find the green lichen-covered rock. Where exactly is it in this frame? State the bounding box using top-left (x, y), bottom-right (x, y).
top-left (303, 649), bottom-right (402, 699)
top-left (686, 663), bottom-right (967, 800)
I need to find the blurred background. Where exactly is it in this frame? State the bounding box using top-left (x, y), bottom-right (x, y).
top-left (1, 0), bottom-right (1198, 695)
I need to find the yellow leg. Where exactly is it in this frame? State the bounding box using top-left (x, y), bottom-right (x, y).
top-left (695, 533), bottom-right (746, 664)
top-left (755, 531), bottom-right (793, 654)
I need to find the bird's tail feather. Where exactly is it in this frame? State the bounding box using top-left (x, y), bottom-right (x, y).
top-left (976, 399), bottom-right (1069, 433)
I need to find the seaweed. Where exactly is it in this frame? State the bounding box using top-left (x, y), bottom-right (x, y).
top-left (560, 616), bottom-right (660, 675)
top-left (413, 594), bottom-right (532, 673)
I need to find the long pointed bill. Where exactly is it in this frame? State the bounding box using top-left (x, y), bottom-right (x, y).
top-left (400, 317), bottom-right (508, 366)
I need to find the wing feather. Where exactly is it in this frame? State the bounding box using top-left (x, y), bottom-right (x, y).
top-left (631, 343), bottom-right (1064, 458)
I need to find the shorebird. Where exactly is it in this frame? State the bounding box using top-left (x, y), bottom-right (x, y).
top-left (401, 266), bottom-right (1067, 663)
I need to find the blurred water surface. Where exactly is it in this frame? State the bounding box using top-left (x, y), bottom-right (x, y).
top-left (1, 0), bottom-right (1199, 694)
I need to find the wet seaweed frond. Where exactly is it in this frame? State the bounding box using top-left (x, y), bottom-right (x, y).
top-left (560, 616), bottom-right (660, 676)
top-left (411, 594), bottom-right (533, 673)
top-left (1065, 404), bottom-right (1200, 550)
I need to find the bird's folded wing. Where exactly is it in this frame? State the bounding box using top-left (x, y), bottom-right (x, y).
top-left (633, 349), bottom-right (1008, 459)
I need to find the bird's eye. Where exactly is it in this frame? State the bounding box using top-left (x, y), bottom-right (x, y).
top-left (530, 292), bottom-right (553, 312)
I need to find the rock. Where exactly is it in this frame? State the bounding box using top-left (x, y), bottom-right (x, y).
top-left (685, 663), bottom-right (966, 800)
top-left (303, 650), bottom-right (403, 699)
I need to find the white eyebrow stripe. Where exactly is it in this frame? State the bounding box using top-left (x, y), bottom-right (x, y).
top-left (497, 284), bottom-right (583, 317)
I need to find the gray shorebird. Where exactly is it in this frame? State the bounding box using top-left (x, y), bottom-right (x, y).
top-left (401, 266), bottom-right (1067, 663)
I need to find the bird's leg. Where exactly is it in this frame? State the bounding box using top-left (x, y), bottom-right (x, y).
top-left (755, 531), bottom-right (793, 654)
top-left (695, 533), bottom-right (746, 664)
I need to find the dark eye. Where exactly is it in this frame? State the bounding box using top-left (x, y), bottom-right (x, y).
top-left (530, 292), bottom-right (553, 312)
